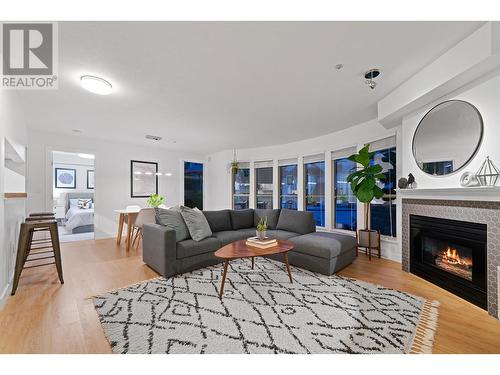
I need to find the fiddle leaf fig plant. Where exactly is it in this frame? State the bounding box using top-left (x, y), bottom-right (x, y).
top-left (146, 194), bottom-right (165, 208)
top-left (347, 145), bottom-right (386, 230)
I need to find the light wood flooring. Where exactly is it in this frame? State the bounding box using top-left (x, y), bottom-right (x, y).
top-left (0, 238), bottom-right (499, 353)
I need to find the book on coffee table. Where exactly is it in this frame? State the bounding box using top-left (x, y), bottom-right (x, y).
top-left (245, 237), bottom-right (278, 249)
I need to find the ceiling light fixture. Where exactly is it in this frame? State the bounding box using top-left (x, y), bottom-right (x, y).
top-left (80, 75), bottom-right (113, 95)
top-left (77, 153), bottom-right (95, 159)
top-left (364, 69), bottom-right (380, 90)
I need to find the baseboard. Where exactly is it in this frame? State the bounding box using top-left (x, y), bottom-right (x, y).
top-left (0, 280), bottom-right (12, 310)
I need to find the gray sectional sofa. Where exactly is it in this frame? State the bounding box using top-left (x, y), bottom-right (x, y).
top-left (143, 208), bottom-right (357, 278)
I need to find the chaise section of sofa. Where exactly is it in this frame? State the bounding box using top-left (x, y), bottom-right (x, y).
top-left (142, 207), bottom-right (358, 278)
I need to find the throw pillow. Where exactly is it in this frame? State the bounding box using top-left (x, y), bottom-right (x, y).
top-left (78, 198), bottom-right (92, 209)
top-left (180, 206), bottom-right (213, 242)
top-left (155, 208), bottom-right (190, 242)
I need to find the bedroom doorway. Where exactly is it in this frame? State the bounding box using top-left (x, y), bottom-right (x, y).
top-left (51, 150), bottom-right (95, 242)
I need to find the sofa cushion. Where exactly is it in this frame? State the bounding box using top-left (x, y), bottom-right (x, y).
top-left (180, 206), bottom-right (212, 242)
top-left (236, 228), bottom-right (258, 238)
top-left (203, 210), bottom-right (232, 232)
top-left (212, 230), bottom-right (249, 247)
top-left (276, 209), bottom-right (316, 234)
top-left (289, 232), bottom-right (356, 259)
top-left (229, 209), bottom-right (255, 230)
top-left (254, 209), bottom-right (281, 230)
top-left (265, 229), bottom-right (300, 240)
top-left (176, 237), bottom-right (221, 259)
top-left (155, 208), bottom-right (190, 242)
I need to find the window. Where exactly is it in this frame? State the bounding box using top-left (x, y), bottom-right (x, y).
top-left (184, 161), bottom-right (203, 209)
top-left (333, 157), bottom-right (357, 231)
top-left (304, 159), bottom-right (325, 227)
top-left (255, 165), bottom-right (273, 209)
top-left (370, 144), bottom-right (396, 237)
top-left (279, 164), bottom-right (298, 210)
top-left (232, 166), bottom-right (250, 210)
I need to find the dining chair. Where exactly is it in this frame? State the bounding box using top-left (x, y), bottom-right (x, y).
top-left (131, 208), bottom-right (156, 249)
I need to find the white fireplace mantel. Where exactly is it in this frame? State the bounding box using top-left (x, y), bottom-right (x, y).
top-left (397, 187), bottom-right (500, 202)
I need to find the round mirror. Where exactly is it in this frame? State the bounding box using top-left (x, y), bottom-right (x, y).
top-left (412, 100), bottom-right (483, 176)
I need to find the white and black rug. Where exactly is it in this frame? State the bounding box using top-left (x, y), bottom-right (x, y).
top-left (93, 258), bottom-right (439, 354)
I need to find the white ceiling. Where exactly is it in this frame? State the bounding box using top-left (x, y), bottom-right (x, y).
top-left (18, 21), bottom-right (483, 154)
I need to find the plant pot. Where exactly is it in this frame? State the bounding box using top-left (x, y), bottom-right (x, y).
top-left (256, 230), bottom-right (267, 240)
top-left (357, 229), bottom-right (380, 248)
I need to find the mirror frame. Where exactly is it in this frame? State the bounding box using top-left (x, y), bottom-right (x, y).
top-left (412, 99), bottom-right (484, 177)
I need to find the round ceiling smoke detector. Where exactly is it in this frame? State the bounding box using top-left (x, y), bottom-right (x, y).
top-left (364, 69), bottom-right (380, 90)
top-left (80, 75), bottom-right (113, 95)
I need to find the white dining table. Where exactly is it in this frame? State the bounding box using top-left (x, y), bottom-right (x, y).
top-left (114, 208), bottom-right (141, 251)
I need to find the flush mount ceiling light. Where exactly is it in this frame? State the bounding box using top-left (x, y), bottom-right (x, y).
top-left (77, 153), bottom-right (95, 159)
top-left (80, 75), bottom-right (113, 95)
top-left (364, 69), bottom-right (380, 90)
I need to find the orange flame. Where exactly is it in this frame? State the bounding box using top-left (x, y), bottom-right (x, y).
top-left (440, 247), bottom-right (472, 267)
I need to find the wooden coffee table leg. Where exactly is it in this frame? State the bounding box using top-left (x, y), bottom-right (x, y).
top-left (251, 257), bottom-right (254, 269)
top-left (219, 260), bottom-right (229, 299)
top-left (284, 252), bottom-right (293, 283)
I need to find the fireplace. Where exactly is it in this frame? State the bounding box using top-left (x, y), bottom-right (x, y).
top-left (410, 215), bottom-right (487, 309)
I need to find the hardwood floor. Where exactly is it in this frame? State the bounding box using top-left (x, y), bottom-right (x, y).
top-left (0, 238), bottom-right (499, 354)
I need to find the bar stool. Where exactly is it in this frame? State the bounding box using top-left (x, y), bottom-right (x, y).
top-left (11, 218), bottom-right (64, 295)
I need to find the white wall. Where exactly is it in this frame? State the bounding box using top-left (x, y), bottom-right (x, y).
top-left (27, 129), bottom-right (205, 239)
top-left (0, 90), bottom-right (28, 307)
top-left (401, 72), bottom-right (500, 188)
top-left (205, 119), bottom-right (402, 261)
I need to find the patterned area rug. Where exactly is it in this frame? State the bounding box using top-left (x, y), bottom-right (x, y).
top-left (93, 258), bottom-right (439, 354)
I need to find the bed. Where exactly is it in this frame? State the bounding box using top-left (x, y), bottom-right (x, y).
top-left (65, 192), bottom-right (95, 234)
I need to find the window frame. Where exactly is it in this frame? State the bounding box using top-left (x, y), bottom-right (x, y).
top-left (255, 165), bottom-right (274, 209)
top-left (183, 160), bottom-right (204, 210)
top-left (332, 157), bottom-right (357, 232)
top-left (232, 166), bottom-right (250, 210)
top-left (369, 144), bottom-right (397, 238)
top-left (279, 163), bottom-right (298, 210)
top-left (303, 159), bottom-right (326, 227)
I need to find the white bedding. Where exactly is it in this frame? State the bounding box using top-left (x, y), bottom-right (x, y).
top-left (65, 206), bottom-right (94, 231)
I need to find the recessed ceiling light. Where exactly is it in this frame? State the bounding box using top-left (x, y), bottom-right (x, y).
top-left (80, 75), bottom-right (113, 95)
top-left (77, 153), bottom-right (95, 159)
top-left (72, 129), bottom-right (83, 133)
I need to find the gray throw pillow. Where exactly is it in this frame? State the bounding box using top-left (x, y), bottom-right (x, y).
top-left (180, 206), bottom-right (213, 242)
top-left (155, 208), bottom-right (190, 242)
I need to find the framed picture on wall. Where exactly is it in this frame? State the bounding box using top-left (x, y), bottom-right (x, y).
top-left (131, 160), bottom-right (158, 198)
top-left (87, 170), bottom-right (95, 189)
top-left (55, 168), bottom-right (76, 189)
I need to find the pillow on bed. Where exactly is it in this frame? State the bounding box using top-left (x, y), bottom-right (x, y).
top-left (69, 199), bottom-right (79, 208)
top-left (78, 199), bottom-right (92, 209)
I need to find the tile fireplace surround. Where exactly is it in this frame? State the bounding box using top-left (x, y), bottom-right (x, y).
top-left (401, 195), bottom-right (500, 318)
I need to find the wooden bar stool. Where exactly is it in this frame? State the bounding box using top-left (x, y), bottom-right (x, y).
top-left (11, 218), bottom-right (64, 296)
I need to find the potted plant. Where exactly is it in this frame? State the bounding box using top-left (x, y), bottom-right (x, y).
top-left (146, 194), bottom-right (165, 208)
top-left (347, 145), bottom-right (385, 249)
top-left (256, 216), bottom-right (268, 240)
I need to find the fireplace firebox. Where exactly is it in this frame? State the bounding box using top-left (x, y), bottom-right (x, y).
top-left (410, 215), bottom-right (487, 309)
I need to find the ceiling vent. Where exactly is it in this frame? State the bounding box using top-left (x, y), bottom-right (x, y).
top-left (145, 134), bottom-right (162, 141)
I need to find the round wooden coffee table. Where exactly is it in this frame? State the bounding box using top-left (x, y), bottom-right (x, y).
top-left (214, 239), bottom-right (294, 299)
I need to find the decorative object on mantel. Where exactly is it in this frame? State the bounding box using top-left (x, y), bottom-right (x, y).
top-left (476, 156), bottom-right (500, 186)
top-left (460, 171), bottom-right (480, 187)
top-left (347, 145), bottom-right (384, 260)
top-left (407, 173), bottom-right (415, 188)
top-left (398, 177), bottom-right (408, 189)
top-left (230, 148), bottom-right (239, 174)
